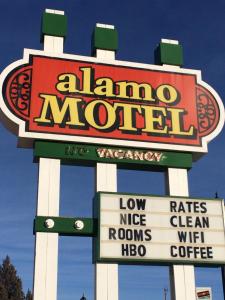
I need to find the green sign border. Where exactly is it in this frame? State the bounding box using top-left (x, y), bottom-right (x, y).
top-left (95, 192), bottom-right (225, 266)
top-left (34, 141), bottom-right (192, 170)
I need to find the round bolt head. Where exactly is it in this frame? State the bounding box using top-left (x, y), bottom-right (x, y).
top-left (74, 220), bottom-right (84, 230)
top-left (45, 219), bottom-right (55, 229)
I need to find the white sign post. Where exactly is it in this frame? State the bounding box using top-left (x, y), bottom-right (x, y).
top-left (167, 168), bottom-right (196, 300)
top-left (95, 38), bottom-right (119, 300)
top-left (33, 9), bottom-right (64, 300)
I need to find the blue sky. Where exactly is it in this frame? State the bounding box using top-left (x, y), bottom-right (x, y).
top-left (0, 0), bottom-right (225, 299)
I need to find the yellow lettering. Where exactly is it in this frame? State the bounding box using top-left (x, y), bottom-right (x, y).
top-left (168, 107), bottom-right (195, 136)
top-left (84, 99), bottom-right (116, 130)
top-left (94, 78), bottom-right (115, 97)
top-left (34, 94), bottom-right (85, 126)
top-left (80, 67), bottom-right (94, 95)
top-left (142, 106), bottom-right (168, 134)
top-left (56, 74), bottom-right (78, 93)
top-left (116, 81), bottom-right (154, 101)
top-left (114, 103), bottom-right (142, 132)
top-left (156, 84), bottom-right (179, 104)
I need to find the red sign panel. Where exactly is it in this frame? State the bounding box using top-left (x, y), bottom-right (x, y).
top-left (0, 51), bottom-right (223, 154)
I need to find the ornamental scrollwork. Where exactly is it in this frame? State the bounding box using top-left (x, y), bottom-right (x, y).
top-left (197, 87), bottom-right (217, 135)
top-left (9, 68), bottom-right (32, 118)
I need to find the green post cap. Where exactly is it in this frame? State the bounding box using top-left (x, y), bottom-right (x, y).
top-left (154, 39), bottom-right (183, 66)
top-left (92, 23), bottom-right (118, 54)
top-left (41, 9), bottom-right (67, 40)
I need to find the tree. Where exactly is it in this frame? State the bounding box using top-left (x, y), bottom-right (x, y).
top-left (25, 289), bottom-right (32, 300)
top-left (0, 282), bottom-right (8, 300)
top-left (0, 256), bottom-right (25, 300)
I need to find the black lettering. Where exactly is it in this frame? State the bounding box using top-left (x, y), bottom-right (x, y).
top-left (195, 217), bottom-right (202, 228)
top-left (118, 228), bottom-right (126, 240)
top-left (170, 201), bottom-right (208, 214)
top-left (170, 201), bottom-right (177, 212)
top-left (138, 245), bottom-right (146, 257)
top-left (202, 217), bottom-right (209, 228)
top-left (120, 198), bottom-right (126, 209)
top-left (178, 202), bottom-right (186, 212)
top-left (193, 202), bottom-right (200, 213)
top-left (170, 246), bottom-right (177, 257)
top-left (207, 247), bottom-right (213, 258)
top-left (133, 230), bottom-right (144, 241)
top-left (133, 214), bottom-right (140, 225)
top-left (179, 216), bottom-right (185, 227)
top-left (193, 231), bottom-right (200, 243)
top-left (200, 202), bottom-right (207, 213)
top-left (177, 231), bottom-right (205, 243)
top-left (178, 231), bottom-right (187, 242)
top-left (126, 229), bottom-right (133, 240)
top-left (127, 214), bottom-right (131, 224)
top-left (191, 246), bottom-right (196, 257)
top-left (186, 201), bottom-right (193, 213)
top-left (127, 198), bottom-right (136, 210)
top-left (130, 244), bottom-right (137, 256)
top-left (136, 198), bottom-right (146, 210)
top-left (140, 214), bottom-right (146, 226)
top-left (109, 228), bottom-right (116, 240)
top-left (171, 246), bottom-right (214, 259)
top-left (170, 216), bottom-right (177, 227)
top-left (120, 213), bottom-right (146, 225)
top-left (120, 213), bottom-right (127, 225)
top-left (121, 244), bottom-right (146, 257)
top-left (144, 229), bottom-right (152, 241)
top-left (186, 216), bottom-right (193, 227)
top-left (179, 246), bottom-right (186, 257)
top-left (200, 247), bottom-right (207, 259)
top-left (189, 231), bottom-right (193, 243)
top-left (201, 232), bottom-right (205, 243)
top-left (195, 247), bottom-right (202, 258)
top-left (121, 244), bottom-right (129, 256)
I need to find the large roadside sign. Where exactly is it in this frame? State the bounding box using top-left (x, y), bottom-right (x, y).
top-left (0, 50), bottom-right (224, 154)
top-left (96, 192), bottom-right (225, 265)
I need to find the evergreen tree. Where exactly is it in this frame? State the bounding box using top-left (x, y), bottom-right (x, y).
top-left (25, 289), bottom-right (32, 300)
top-left (0, 256), bottom-right (25, 300)
top-left (0, 281), bottom-right (8, 300)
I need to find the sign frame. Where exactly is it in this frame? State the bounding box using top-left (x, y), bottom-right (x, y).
top-left (95, 192), bottom-right (225, 266)
top-left (0, 49), bottom-right (224, 156)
